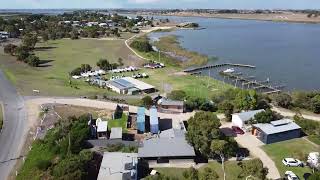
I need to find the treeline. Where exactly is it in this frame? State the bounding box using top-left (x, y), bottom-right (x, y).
top-left (3, 34), bottom-right (41, 67)
top-left (17, 115), bottom-right (98, 180)
top-left (167, 88), bottom-right (270, 120)
top-left (0, 12), bottom-right (152, 42)
top-left (270, 91), bottom-right (320, 114)
top-left (70, 58), bottom-right (123, 76)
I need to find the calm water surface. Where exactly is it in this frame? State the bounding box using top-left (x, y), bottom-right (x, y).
top-left (149, 16), bottom-right (320, 91)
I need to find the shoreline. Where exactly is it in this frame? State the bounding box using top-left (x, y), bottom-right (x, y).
top-left (139, 12), bottom-right (320, 24)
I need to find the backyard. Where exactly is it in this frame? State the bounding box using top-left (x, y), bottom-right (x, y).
top-left (154, 161), bottom-right (243, 180)
top-left (262, 138), bottom-right (320, 179)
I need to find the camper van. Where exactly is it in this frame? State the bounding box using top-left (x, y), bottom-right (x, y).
top-left (307, 152), bottom-right (319, 169)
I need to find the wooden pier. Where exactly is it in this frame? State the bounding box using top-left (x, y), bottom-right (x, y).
top-left (220, 72), bottom-right (282, 95)
top-left (184, 63), bottom-right (256, 73)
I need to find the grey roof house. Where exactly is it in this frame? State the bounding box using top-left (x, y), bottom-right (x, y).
top-left (252, 119), bottom-right (301, 144)
top-left (158, 99), bottom-right (185, 113)
top-left (138, 129), bottom-right (195, 164)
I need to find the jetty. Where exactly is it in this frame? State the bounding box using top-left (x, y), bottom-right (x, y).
top-left (220, 72), bottom-right (282, 95)
top-left (184, 63), bottom-right (256, 73)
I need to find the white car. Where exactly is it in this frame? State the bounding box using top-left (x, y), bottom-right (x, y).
top-left (285, 171), bottom-right (299, 180)
top-left (282, 158), bottom-right (304, 167)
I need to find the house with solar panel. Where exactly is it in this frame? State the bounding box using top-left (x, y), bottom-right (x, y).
top-left (106, 77), bottom-right (156, 95)
top-left (252, 119), bottom-right (301, 144)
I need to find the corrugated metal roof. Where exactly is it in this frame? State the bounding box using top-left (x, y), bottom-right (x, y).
top-left (137, 107), bottom-right (145, 123)
top-left (233, 109), bottom-right (265, 121)
top-left (122, 77), bottom-right (155, 91)
top-left (110, 127), bottom-right (123, 139)
top-left (97, 121), bottom-right (108, 133)
top-left (160, 99), bottom-right (184, 106)
top-left (150, 106), bottom-right (158, 125)
top-left (254, 119), bottom-right (301, 135)
top-left (138, 129), bottom-right (195, 158)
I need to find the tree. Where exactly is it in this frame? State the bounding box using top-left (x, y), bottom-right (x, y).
top-left (168, 90), bottom-right (187, 101)
top-left (41, 31), bottom-right (49, 42)
top-left (200, 167), bottom-right (219, 180)
top-left (218, 101), bottom-right (234, 121)
top-left (27, 55), bottom-right (40, 67)
top-left (97, 59), bottom-right (118, 71)
top-left (211, 140), bottom-right (228, 180)
top-left (182, 167), bottom-right (199, 180)
top-left (117, 57), bottom-right (124, 66)
top-left (186, 112), bottom-right (222, 156)
top-left (80, 64), bottom-right (92, 72)
top-left (15, 46), bottom-right (30, 62)
top-left (70, 30), bottom-right (79, 40)
top-left (271, 93), bottom-right (292, 108)
top-left (3, 44), bottom-right (17, 55)
top-left (253, 109), bottom-right (283, 124)
top-left (238, 159), bottom-right (268, 180)
top-left (70, 67), bottom-right (82, 76)
top-left (141, 96), bottom-right (153, 108)
top-left (234, 90), bottom-right (258, 111)
top-left (22, 33), bottom-right (38, 50)
top-left (311, 95), bottom-right (320, 114)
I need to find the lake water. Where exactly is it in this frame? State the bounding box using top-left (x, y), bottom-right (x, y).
top-left (149, 16), bottom-right (320, 91)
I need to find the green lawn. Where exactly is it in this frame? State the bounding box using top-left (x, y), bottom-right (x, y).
top-left (155, 161), bottom-right (242, 180)
top-left (262, 138), bottom-right (319, 179)
top-left (0, 102), bottom-right (3, 130)
top-left (0, 38), bottom-right (136, 96)
top-left (308, 135), bottom-right (320, 145)
top-left (107, 113), bottom-right (128, 132)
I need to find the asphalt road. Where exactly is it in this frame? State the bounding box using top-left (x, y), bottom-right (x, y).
top-left (0, 70), bottom-right (27, 180)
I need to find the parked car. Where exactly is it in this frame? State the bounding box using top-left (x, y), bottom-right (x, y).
top-left (284, 171), bottom-right (299, 180)
top-left (282, 158), bottom-right (304, 167)
top-left (232, 126), bottom-right (245, 135)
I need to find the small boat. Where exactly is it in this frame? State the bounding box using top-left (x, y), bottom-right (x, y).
top-left (223, 68), bottom-right (235, 73)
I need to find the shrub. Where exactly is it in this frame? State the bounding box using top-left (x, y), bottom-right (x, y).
top-left (36, 159), bottom-right (52, 170)
top-left (131, 39), bottom-right (153, 52)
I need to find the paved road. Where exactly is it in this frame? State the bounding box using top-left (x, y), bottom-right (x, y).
top-left (0, 70), bottom-right (28, 180)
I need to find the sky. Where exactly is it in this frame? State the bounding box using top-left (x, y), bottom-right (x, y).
top-left (2, 0), bottom-right (320, 10)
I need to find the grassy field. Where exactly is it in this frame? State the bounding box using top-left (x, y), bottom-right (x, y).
top-left (155, 161), bottom-right (243, 180)
top-left (130, 36), bottom-right (232, 99)
top-left (308, 135), bottom-right (320, 145)
top-left (262, 138), bottom-right (319, 179)
top-left (0, 38), bottom-right (137, 96)
top-left (0, 33), bottom-right (232, 99)
top-left (0, 102), bottom-right (3, 130)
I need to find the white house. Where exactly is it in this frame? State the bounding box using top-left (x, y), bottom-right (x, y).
top-left (232, 109), bottom-right (265, 129)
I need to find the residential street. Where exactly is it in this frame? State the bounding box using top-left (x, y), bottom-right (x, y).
top-left (0, 70), bottom-right (28, 180)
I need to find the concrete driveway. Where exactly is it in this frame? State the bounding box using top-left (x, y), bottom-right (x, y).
top-left (235, 133), bottom-right (281, 179)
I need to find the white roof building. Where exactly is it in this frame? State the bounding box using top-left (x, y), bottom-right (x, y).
top-left (232, 109), bottom-right (265, 129)
top-left (97, 152), bottom-right (138, 180)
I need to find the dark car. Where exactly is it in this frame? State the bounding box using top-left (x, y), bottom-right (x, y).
top-left (232, 126), bottom-right (245, 135)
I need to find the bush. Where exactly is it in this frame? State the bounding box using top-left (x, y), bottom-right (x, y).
top-left (36, 159), bottom-right (52, 170)
top-left (141, 96), bottom-right (153, 108)
top-left (27, 55), bottom-right (40, 67)
top-left (4, 44), bottom-right (17, 55)
top-left (168, 90), bottom-right (187, 101)
top-left (270, 93), bottom-right (292, 108)
top-left (131, 39), bottom-right (153, 52)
